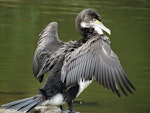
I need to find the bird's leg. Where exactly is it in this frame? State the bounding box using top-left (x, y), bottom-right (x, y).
top-left (60, 105), bottom-right (70, 113)
top-left (67, 101), bottom-right (80, 113)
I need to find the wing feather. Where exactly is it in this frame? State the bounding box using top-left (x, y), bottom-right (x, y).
top-left (110, 67), bottom-right (121, 97)
top-left (108, 67), bottom-right (115, 93)
top-left (117, 67), bottom-right (133, 94)
top-left (61, 35), bottom-right (135, 96)
top-left (114, 67), bottom-right (128, 96)
top-left (33, 22), bottom-right (63, 82)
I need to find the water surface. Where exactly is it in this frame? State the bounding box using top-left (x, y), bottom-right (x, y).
top-left (0, 0), bottom-right (150, 113)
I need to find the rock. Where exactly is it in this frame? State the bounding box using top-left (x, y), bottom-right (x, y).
top-left (0, 109), bottom-right (23, 113)
top-left (32, 105), bottom-right (61, 113)
top-left (0, 105), bottom-right (61, 113)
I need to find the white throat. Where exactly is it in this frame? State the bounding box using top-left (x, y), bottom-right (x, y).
top-left (80, 21), bottom-right (104, 35)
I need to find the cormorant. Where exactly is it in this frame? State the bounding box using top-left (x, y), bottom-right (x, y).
top-left (1, 8), bottom-right (135, 113)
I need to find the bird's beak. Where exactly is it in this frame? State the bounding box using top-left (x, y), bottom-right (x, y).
top-left (92, 19), bottom-right (111, 35)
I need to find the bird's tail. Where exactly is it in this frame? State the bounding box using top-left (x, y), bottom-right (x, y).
top-left (1, 95), bottom-right (44, 112)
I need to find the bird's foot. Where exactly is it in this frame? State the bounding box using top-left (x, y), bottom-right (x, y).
top-left (61, 109), bottom-right (70, 113)
top-left (61, 110), bottom-right (80, 113)
top-left (69, 110), bottom-right (80, 113)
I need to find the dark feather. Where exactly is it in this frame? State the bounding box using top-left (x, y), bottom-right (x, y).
top-left (2, 96), bottom-right (43, 112)
top-left (61, 35), bottom-right (135, 97)
top-left (32, 22), bottom-right (63, 82)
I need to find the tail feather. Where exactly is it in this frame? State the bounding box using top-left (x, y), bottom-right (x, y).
top-left (19, 98), bottom-right (42, 112)
top-left (7, 98), bottom-right (38, 111)
top-left (2, 97), bottom-right (33, 108)
top-left (1, 96), bottom-right (43, 112)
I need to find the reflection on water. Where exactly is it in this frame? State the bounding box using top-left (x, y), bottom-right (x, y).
top-left (0, 0), bottom-right (150, 113)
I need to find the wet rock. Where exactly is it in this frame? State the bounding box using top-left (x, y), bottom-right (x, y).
top-left (32, 105), bottom-right (61, 113)
top-left (0, 109), bottom-right (23, 113)
top-left (0, 105), bottom-right (61, 113)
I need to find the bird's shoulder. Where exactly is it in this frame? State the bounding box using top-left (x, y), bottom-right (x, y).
top-left (65, 35), bottom-right (111, 60)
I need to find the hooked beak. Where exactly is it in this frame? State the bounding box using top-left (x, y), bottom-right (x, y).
top-left (92, 19), bottom-right (111, 35)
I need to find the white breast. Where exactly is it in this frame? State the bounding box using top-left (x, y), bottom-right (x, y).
top-left (76, 79), bottom-right (93, 97)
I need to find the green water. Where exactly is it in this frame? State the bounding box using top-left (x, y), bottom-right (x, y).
top-left (0, 0), bottom-right (150, 113)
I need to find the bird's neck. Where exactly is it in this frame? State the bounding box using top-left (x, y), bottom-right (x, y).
top-left (79, 37), bottom-right (90, 44)
top-left (78, 33), bottom-right (99, 44)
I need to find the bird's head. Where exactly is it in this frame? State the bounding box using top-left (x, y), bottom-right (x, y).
top-left (75, 8), bottom-right (111, 37)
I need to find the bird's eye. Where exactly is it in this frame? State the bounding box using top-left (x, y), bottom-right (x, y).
top-left (95, 19), bottom-right (100, 24)
top-left (92, 18), bottom-right (100, 24)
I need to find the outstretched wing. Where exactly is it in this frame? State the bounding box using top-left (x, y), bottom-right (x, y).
top-left (61, 35), bottom-right (135, 97)
top-left (33, 22), bottom-right (63, 82)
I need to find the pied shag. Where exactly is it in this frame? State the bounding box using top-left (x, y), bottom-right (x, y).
top-left (2, 8), bottom-right (135, 113)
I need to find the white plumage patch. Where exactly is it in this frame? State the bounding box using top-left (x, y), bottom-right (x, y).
top-left (42, 93), bottom-right (65, 106)
top-left (94, 25), bottom-right (104, 35)
top-left (102, 45), bottom-right (108, 55)
top-left (76, 79), bottom-right (93, 97)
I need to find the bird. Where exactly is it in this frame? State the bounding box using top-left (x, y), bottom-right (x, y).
top-left (1, 8), bottom-right (135, 113)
